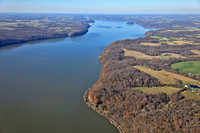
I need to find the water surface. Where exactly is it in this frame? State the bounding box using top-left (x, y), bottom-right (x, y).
top-left (0, 20), bottom-right (150, 133)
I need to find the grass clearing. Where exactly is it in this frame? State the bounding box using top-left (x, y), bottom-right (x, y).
top-left (150, 36), bottom-right (162, 39)
top-left (171, 61), bottom-right (200, 75)
top-left (123, 49), bottom-right (186, 59)
top-left (0, 27), bottom-right (14, 30)
top-left (140, 42), bottom-right (161, 46)
top-left (150, 36), bottom-right (198, 46)
top-left (191, 50), bottom-right (200, 55)
top-left (134, 87), bottom-right (181, 95)
top-left (159, 30), bottom-right (185, 33)
top-left (197, 34), bottom-right (200, 38)
top-left (165, 37), bottom-right (178, 41)
top-left (64, 27), bottom-right (72, 30)
top-left (133, 66), bottom-right (177, 84)
top-left (167, 41), bottom-right (192, 45)
top-left (160, 28), bottom-right (200, 33)
top-left (161, 70), bottom-right (200, 86)
top-left (173, 27), bottom-right (187, 30)
top-left (133, 66), bottom-right (200, 86)
top-left (181, 90), bottom-right (200, 100)
top-left (134, 87), bottom-right (200, 100)
top-left (163, 53), bottom-right (186, 58)
top-left (124, 49), bottom-right (157, 59)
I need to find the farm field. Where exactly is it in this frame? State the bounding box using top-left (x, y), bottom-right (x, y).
top-left (133, 65), bottom-right (200, 86)
top-left (191, 50), bottom-right (200, 55)
top-left (171, 61), bottom-right (200, 75)
top-left (134, 87), bottom-right (200, 100)
top-left (123, 49), bottom-right (185, 59)
top-left (134, 86), bottom-right (181, 95)
top-left (166, 41), bottom-right (193, 45)
top-left (159, 27), bottom-right (200, 33)
top-left (139, 42), bottom-right (161, 46)
top-left (149, 36), bottom-right (196, 45)
top-left (181, 90), bottom-right (200, 100)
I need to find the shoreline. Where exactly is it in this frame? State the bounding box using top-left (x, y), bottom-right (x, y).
top-left (84, 88), bottom-right (125, 133)
top-left (0, 27), bottom-right (90, 48)
top-left (84, 16), bottom-right (198, 133)
top-left (83, 22), bottom-right (152, 133)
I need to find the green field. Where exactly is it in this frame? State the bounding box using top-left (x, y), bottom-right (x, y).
top-left (171, 61), bottom-right (200, 74)
top-left (166, 37), bottom-right (178, 41)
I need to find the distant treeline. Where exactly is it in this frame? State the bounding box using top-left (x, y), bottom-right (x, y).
top-left (0, 14), bottom-right (94, 47)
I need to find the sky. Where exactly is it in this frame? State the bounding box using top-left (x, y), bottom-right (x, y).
top-left (0, 0), bottom-right (200, 14)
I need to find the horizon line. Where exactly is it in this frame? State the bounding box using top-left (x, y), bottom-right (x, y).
top-left (0, 12), bottom-right (200, 15)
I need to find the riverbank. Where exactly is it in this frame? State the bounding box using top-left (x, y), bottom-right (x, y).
top-left (85, 15), bottom-right (200, 133)
top-left (0, 28), bottom-right (89, 47)
top-left (0, 20), bottom-right (146, 133)
top-left (82, 20), bottom-right (154, 133)
top-left (84, 88), bottom-right (125, 133)
top-left (0, 13), bottom-right (94, 47)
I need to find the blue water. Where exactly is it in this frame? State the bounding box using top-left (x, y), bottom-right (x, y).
top-left (190, 85), bottom-right (200, 89)
top-left (0, 20), bottom-right (151, 133)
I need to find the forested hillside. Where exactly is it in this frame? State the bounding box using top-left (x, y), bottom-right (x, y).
top-left (85, 15), bottom-right (200, 133)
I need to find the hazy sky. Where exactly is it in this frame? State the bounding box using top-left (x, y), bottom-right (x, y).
top-left (0, 0), bottom-right (200, 14)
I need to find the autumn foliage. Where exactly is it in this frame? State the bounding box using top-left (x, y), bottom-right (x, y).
top-left (88, 26), bottom-right (200, 132)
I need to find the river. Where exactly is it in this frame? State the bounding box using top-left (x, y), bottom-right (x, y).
top-left (0, 20), bottom-right (150, 133)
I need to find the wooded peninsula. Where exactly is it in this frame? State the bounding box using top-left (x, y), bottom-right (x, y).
top-left (85, 15), bottom-right (200, 133)
top-left (0, 14), bottom-right (199, 133)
